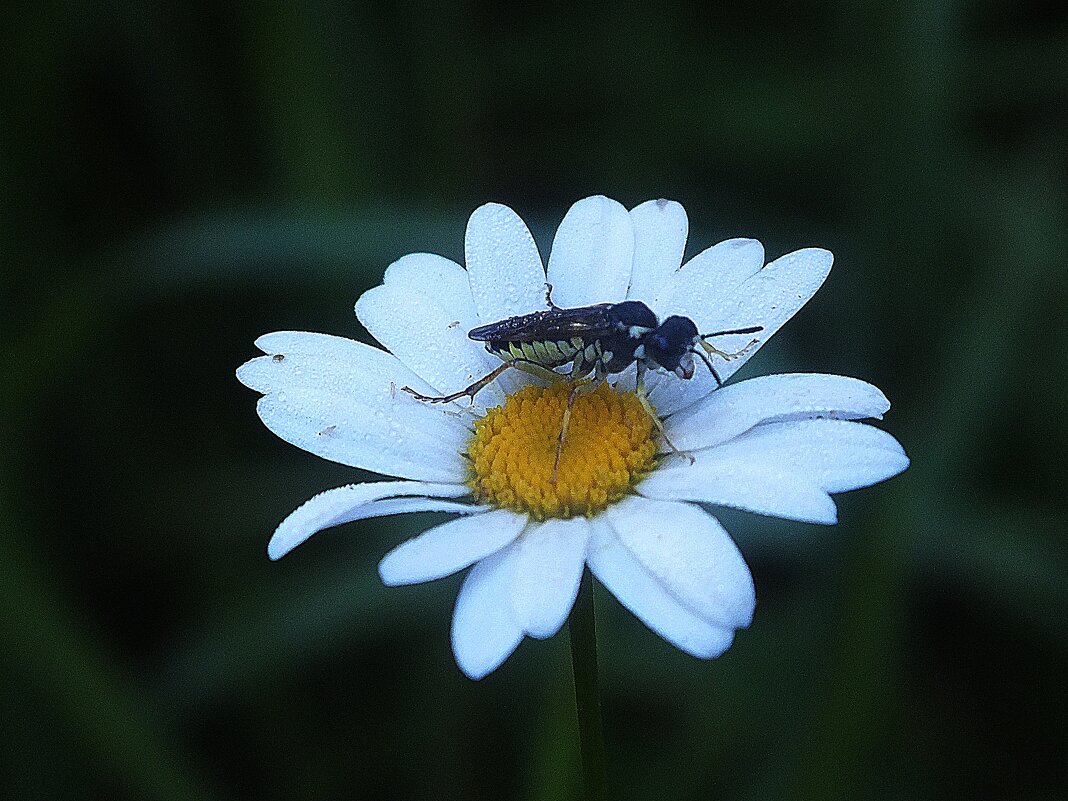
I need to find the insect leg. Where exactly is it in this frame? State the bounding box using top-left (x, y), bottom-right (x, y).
top-left (550, 376), bottom-right (600, 484)
top-left (694, 337), bottom-right (756, 389)
top-left (401, 362), bottom-right (513, 404)
top-left (636, 363), bottom-right (694, 464)
top-left (510, 359), bottom-right (569, 383)
top-left (699, 334), bottom-right (761, 362)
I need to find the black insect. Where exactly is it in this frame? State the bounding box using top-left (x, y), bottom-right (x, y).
top-left (402, 293), bottom-right (761, 477)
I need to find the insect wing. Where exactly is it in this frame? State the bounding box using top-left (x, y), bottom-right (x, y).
top-left (469, 304), bottom-right (616, 343)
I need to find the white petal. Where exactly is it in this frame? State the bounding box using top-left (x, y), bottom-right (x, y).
top-left (381, 252), bottom-right (493, 369)
top-left (646, 247), bottom-right (832, 415)
top-left (356, 283), bottom-right (507, 410)
top-left (510, 518), bottom-right (590, 639)
top-left (639, 461), bottom-right (839, 524)
top-left (465, 202), bottom-right (547, 324)
top-left (255, 388), bottom-right (466, 482)
top-left (238, 333), bottom-right (470, 481)
top-left (626, 199), bottom-right (688, 307)
top-left (644, 364), bottom-right (719, 418)
top-left (588, 521), bottom-right (736, 658)
top-left (547, 196), bottom-right (634, 307)
top-left (381, 251), bottom-right (533, 398)
top-left (268, 481), bottom-right (476, 560)
top-left (651, 237), bottom-right (764, 318)
top-left (609, 362), bottom-right (640, 393)
top-left (451, 544), bottom-right (524, 680)
top-left (688, 419), bottom-right (909, 494)
top-left (645, 419), bottom-right (908, 524)
top-left (381, 252), bottom-right (471, 306)
top-left (703, 247), bottom-right (833, 379)
top-left (604, 497), bottom-right (755, 629)
top-left (239, 331), bottom-right (437, 396)
top-left (665, 373), bottom-right (890, 451)
top-left (378, 509), bottom-right (527, 586)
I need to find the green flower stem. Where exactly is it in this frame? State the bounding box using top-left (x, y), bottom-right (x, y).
top-left (569, 568), bottom-right (608, 801)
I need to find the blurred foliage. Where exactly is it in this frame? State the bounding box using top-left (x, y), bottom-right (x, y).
top-left (2, 1), bottom-right (1067, 799)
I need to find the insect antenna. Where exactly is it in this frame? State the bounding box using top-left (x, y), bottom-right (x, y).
top-left (699, 325), bottom-right (763, 340)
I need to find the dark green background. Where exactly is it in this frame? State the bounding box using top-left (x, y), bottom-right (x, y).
top-left (3, 2), bottom-right (1066, 799)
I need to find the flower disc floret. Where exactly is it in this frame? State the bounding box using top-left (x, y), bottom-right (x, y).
top-left (467, 383), bottom-right (658, 520)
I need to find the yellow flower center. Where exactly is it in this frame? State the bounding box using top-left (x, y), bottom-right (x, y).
top-left (467, 382), bottom-right (658, 520)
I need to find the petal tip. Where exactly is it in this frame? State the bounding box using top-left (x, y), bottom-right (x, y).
top-left (451, 633), bottom-right (520, 681)
top-left (235, 359), bottom-right (259, 389)
top-left (770, 246), bottom-right (834, 278)
top-left (467, 201), bottom-right (518, 227)
top-left (252, 333), bottom-right (277, 353)
top-left (564, 194), bottom-right (629, 219)
top-left (456, 661), bottom-right (493, 681)
top-left (804, 246), bottom-right (834, 272)
top-left (377, 557), bottom-right (401, 586)
top-left (633, 197), bottom-right (683, 212)
top-left (523, 619), bottom-right (566, 640)
top-left (722, 236), bottom-right (763, 251)
top-left (694, 632), bottom-right (737, 660)
top-left (353, 284), bottom-right (386, 326)
top-left (266, 537), bottom-right (290, 561)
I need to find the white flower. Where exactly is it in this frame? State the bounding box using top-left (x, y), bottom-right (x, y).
top-left (237, 196), bottom-right (909, 679)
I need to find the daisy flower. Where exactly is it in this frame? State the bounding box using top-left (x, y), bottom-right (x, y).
top-left (237, 196), bottom-right (908, 680)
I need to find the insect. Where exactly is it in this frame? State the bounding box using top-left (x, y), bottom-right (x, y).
top-left (402, 293), bottom-right (762, 478)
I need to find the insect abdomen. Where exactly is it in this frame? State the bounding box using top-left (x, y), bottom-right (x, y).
top-left (488, 338), bottom-right (582, 368)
